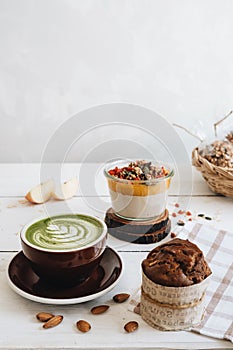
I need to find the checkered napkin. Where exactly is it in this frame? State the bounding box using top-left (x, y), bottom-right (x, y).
top-left (128, 222), bottom-right (233, 342)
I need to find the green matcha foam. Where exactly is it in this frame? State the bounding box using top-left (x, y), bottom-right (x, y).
top-left (25, 214), bottom-right (104, 251)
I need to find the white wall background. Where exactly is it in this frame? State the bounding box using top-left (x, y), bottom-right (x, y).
top-left (0, 0), bottom-right (233, 162)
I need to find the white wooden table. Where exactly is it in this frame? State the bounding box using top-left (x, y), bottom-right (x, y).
top-left (0, 163), bottom-right (233, 350)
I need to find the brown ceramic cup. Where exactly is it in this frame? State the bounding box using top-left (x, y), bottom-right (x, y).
top-left (20, 213), bottom-right (107, 287)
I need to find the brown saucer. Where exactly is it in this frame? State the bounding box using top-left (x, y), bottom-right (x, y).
top-left (7, 247), bottom-right (123, 304)
top-left (105, 208), bottom-right (170, 244)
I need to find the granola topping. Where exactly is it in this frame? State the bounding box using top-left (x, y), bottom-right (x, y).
top-left (199, 140), bottom-right (233, 168)
top-left (108, 160), bottom-right (168, 181)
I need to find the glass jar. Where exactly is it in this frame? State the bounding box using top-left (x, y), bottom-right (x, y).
top-left (104, 160), bottom-right (174, 221)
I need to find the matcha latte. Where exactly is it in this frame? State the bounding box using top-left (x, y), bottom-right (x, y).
top-left (25, 214), bottom-right (105, 251)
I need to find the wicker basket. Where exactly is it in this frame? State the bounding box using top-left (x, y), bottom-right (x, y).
top-left (192, 147), bottom-right (233, 197)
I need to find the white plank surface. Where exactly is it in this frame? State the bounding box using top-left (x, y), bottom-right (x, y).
top-left (0, 163), bottom-right (233, 350)
top-left (0, 163), bottom-right (214, 197)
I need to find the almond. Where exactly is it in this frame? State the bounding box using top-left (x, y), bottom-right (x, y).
top-left (91, 305), bottom-right (109, 315)
top-left (76, 320), bottom-right (91, 333)
top-left (36, 312), bottom-right (54, 322)
top-left (113, 293), bottom-right (130, 303)
top-left (124, 321), bottom-right (139, 333)
top-left (43, 315), bottom-right (63, 329)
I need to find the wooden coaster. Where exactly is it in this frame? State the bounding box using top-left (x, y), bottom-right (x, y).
top-left (105, 208), bottom-right (170, 244)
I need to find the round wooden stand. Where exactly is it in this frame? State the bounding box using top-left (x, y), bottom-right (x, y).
top-left (104, 208), bottom-right (170, 244)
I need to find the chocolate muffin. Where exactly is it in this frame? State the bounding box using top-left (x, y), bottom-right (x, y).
top-left (142, 238), bottom-right (212, 287)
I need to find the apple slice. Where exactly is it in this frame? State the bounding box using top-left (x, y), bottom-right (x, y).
top-left (25, 179), bottom-right (54, 204)
top-left (53, 177), bottom-right (78, 200)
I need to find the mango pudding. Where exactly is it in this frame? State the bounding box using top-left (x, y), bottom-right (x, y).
top-left (104, 160), bottom-right (174, 220)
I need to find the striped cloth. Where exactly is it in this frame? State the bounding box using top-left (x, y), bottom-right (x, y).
top-left (184, 222), bottom-right (233, 342)
top-left (129, 222), bottom-right (233, 342)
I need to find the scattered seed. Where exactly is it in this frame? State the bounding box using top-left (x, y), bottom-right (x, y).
top-left (177, 220), bottom-right (185, 226)
top-left (113, 293), bottom-right (130, 303)
top-left (188, 218), bottom-right (192, 221)
top-left (178, 210), bottom-right (185, 215)
top-left (186, 211), bottom-right (192, 216)
top-left (171, 232), bottom-right (176, 238)
top-left (175, 203), bottom-right (180, 208)
top-left (172, 212), bottom-right (177, 217)
top-left (124, 321), bottom-right (139, 333)
top-left (91, 305), bottom-right (109, 315)
top-left (198, 214), bottom-right (205, 217)
top-left (205, 216), bottom-right (212, 220)
top-left (76, 320), bottom-right (91, 333)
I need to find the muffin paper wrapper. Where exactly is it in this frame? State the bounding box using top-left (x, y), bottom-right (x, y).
top-left (140, 271), bottom-right (211, 331)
